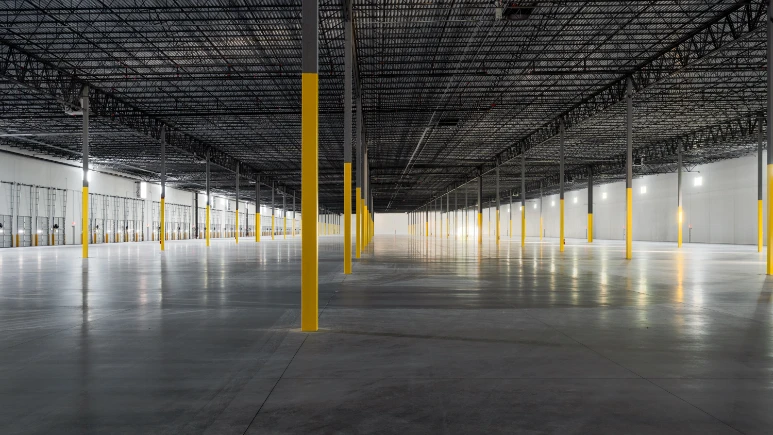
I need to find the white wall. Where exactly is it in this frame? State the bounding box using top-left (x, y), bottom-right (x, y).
top-left (0, 151), bottom-right (268, 245)
top-left (382, 153), bottom-right (768, 246)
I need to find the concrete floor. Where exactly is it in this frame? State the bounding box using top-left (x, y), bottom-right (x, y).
top-left (1, 236), bottom-right (772, 434)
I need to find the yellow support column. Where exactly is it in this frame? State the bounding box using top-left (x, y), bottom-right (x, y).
top-left (344, 165), bottom-right (351, 273)
top-left (478, 211), bottom-right (483, 244)
top-left (626, 188), bottom-right (632, 260)
top-left (82, 187), bottom-right (88, 257)
top-left (588, 213), bottom-right (593, 243)
top-left (284, 215), bottom-right (287, 239)
top-left (496, 210), bottom-right (500, 245)
top-left (677, 208), bottom-right (683, 248)
top-left (235, 212), bottom-right (239, 244)
top-left (271, 215), bottom-right (275, 240)
top-left (301, 4), bottom-right (319, 331)
top-left (768, 163), bottom-right (773, 274)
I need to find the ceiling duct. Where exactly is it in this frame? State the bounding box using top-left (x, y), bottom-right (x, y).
top-left (497, 2), bottom-right (538, 21)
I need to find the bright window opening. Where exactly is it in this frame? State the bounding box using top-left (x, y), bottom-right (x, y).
top-left (694, 176), bottom-right (703, 187)
top-left (640, 186), bottom-right (647, 194)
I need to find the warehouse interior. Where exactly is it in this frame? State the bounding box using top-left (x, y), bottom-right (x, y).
top-left (2, 1), bottom-right (773, 434)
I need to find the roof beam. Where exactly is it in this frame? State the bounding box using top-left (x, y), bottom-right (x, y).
top-left (430, 0), bottom-right (767, 207)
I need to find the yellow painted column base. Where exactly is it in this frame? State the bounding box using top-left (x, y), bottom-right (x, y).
top-left (82, 186), bottom-right (89, 258)
top-left (160, 197), bottom-right (165, 251)
top-left (677, 207), bottom-right (683, 248)
top-left (626, 187), bottom-right (632, 260)
top-left (495, 211), bottom-right (500, 244)
top-left (521, 207), bottom-right (526, 248)
top-left (588, 213), bottom-right (593, 243)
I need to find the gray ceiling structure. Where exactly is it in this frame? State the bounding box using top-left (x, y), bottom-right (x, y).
top-left (0, 1), bottom-right (767, 212)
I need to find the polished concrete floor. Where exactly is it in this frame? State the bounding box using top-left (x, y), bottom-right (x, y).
top-left (1, 235), bottom-right (772, 434)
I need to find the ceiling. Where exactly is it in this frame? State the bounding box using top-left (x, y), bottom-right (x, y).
top-left (0, 1), bottom-right (767, 212)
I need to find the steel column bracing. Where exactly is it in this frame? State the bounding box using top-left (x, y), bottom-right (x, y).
top-left (759, 113), bottom-right (764, 253)
top-left (678, 146), bottom-right (683, 248)
top-left (301, 0), bottom-right (319, 332)
top-left (587, 166), bottom-right (593, 243)
top-left (81, 85), bottom-right (89, 258)
top-left (626, 77), bottom-right (634, 260)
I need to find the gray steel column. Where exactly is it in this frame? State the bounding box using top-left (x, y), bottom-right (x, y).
top-left (271, 182), bottom-right (275, 239)
top-left (81, 85), bottom-right (89, 256)
top-left (293, 191), bottom-right (296, 236)
top-left (193, 192), bottom-right (198, 238)
top-left (626, 77), bottom-right (633, 259)
top-left (282, 191), bottom-right (286, 238)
